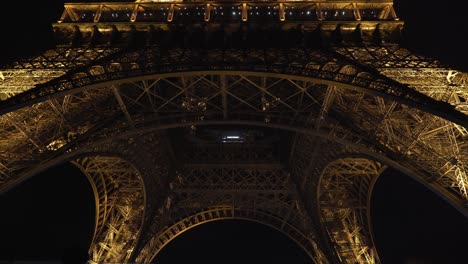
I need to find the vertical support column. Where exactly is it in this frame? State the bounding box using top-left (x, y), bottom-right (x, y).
top-left (352, 3), bottom-right (361, 21)
top-left (94, 4), bottom-right (103, 23)
top-left (220, 75), bottom-right (228, 119)
top-left (204, 3), bottom-right (211, 22)
top-left (167, 4), bottom-right (175, 22)
top-left (58, 8), bottom-right (69, 23)
top-left (389, 5), bottom-right (399, 20)
top-left (131, 4), bottom-right (140, 22)
top-left (242, 3), bottom-right (248, 22)
top-left (316, 4), bottom-right (323, 21)
top-left (279, 3), bottom-right (286, 21)
top-left (379, 5), bottom-right (399, 20)
top-left (65, 5), bottom-right (79, 22)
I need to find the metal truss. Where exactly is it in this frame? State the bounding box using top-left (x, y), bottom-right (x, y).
top-left (1, 68), bottom-right (466, 260)
top-left (135, 146), bottom-right (329, 263)
top-left (334, 45), bottom-right (468, 114)
top-left (288, 135), bottom-right (387, 263)
top-left (288, 134), bottom-right (372, 262)
top-left (0, 1), bottom-right (467, 263)
top-left (0, 47), bottom-right (121, 99)
top-left (323, 80), bottom-right (468, 200)
top-left (138, 206), bottom-right (328, 263)
top-left (0, 67), bottom-right (382, 190)
top-left (318, 158), bottom-right (384, 264)
top-left (2, 46), bottom-right (465, 127)
top-left (1, 68), bottom-right (467, 263)
top-left (82, 133), bottom-right (173, 260)
top-left (0, 87), bottom-right (114, 187)
top-left (332, 46), bottom-right (468, 200)
top-left (72, 156), bottom-right (145, 263)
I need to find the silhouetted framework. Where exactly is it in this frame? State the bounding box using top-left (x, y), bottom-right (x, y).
top-left (0, 1), bottom-right (467, 263)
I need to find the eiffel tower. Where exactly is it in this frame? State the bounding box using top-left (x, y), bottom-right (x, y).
top-left (0, 0), bottom-right (467, 263)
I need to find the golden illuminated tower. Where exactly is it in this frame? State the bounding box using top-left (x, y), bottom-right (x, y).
top-left (0, 0), bottom-right (467, 263)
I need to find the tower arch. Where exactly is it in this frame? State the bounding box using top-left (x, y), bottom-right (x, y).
top-left (317, 157), bottom-right (384, 263)
top-left (138, 207), bottom-right (328, 263)
top-left (72, 155), bottom-right (146, 263)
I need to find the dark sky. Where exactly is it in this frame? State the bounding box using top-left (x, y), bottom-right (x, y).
top-left (1, 0), bottom-right (468, 263)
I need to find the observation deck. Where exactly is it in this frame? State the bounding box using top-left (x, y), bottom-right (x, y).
top-left (53, 0), bottom-right (404, 46)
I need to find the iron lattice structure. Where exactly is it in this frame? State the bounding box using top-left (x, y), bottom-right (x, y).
top-left (0, 1), bottom-right (467, 263)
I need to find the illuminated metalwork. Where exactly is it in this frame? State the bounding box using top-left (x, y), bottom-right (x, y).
top-left (0, 48), bottom-right (120, 99)
top-left (136, 147), bottom-right (329, 263)
top-left (73, 156), bottom-right (145, 263)
top-left (318, 158), bottom-right (384, 264)
top-left (0, 0), bottom-right (467, 263)
top-left (58, 1), bottom-right (399, 24)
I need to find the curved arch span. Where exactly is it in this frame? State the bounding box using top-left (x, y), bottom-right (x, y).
top-left (71, 155), bottom-right (146, 263)
top-left (1, 70), bottom-right (465, 128)
top-left (1, 68), bottom-right (466, 208)
top-left (317, 157), bottom-right (385, 264)
top-left (136, 206), bottom-right (328, 264)
top-left (0, 67), bottom-right (466, 264)
top-left (4, 118), bottom-right (466, 218)
top-left (316, 156), bottom-right (468, 263)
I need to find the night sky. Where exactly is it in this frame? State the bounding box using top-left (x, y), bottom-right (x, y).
top-left (1, 0), bottom-right (467, 263)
